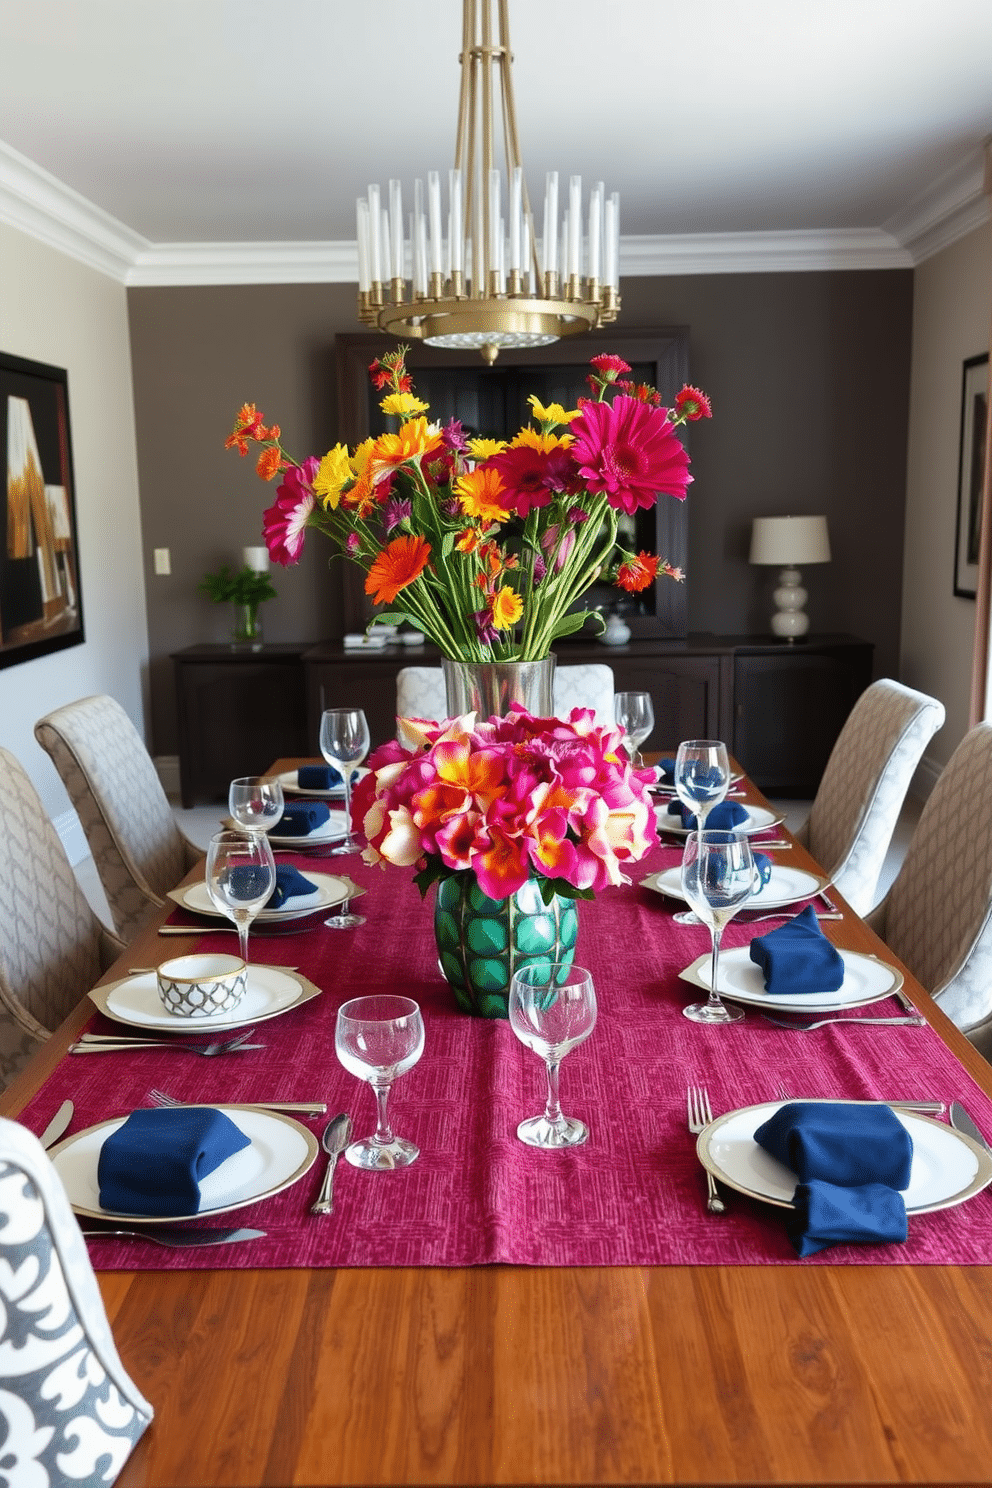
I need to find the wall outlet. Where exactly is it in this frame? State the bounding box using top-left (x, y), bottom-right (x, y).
top-left (153, 548), bottom-right (171, 576)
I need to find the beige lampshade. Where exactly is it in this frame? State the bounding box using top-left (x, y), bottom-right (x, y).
top-left (749, 515), bottom-right (831, 566)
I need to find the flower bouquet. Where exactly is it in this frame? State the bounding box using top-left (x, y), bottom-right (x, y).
top-left (351, 704), bottom-right (657, 1015)
top-left (226, 351), bottom-right (710, 663)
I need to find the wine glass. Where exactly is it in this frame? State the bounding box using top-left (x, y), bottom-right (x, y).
top-left (614, 691), bottom-right (654, 770)
top-left (671, 740), bottom-right (732, 926)
top-left (205, 828), bottom-right (276, 965)
top-left (680, 828), bottom-right (757, 1024)
top-left (508, 962), bottom-right (597, 1148)
top-left (335, 994), bottom-right (425, 1169)
top-left (320, 708), bottom-right (370, 858)
top-left (228, 775), bottom-right (284, 836)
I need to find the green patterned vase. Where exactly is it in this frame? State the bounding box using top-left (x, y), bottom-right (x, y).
top-left (433, 874), bottom-right (580, 1018)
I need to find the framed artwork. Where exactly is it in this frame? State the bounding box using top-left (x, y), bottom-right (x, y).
top-left (954, 351), bottom-right (989, 599)
top-left (0, 351), bottom-right (84, 667)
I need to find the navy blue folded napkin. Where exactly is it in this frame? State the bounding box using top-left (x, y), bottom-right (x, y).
top-left (754, 1101), bottom-right (912, 1255)
top-left (97, 1107), bottom-right (251, 1217)
top-left (277, 801), bottom-right (331, 837)
top-left (675, 799), bottom-right (748, 831)
top-left (228, 863), bottom-right (318, 908)
top-left (748, 903), bottom-right (844, 995)
top-left (656, 758), bottom-right (677, 784)
top-left (753, 852), bottom-right (773, 888)
top-left (297, 764), bottom-right (342, 790)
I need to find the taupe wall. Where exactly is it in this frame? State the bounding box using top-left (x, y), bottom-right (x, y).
top-left (128, 269), bottom-right (914, 756)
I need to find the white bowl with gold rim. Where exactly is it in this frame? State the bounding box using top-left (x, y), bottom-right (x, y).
top-left (156, 953), bottom-right (247, 1017)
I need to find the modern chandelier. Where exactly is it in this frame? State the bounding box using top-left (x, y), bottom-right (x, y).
top-left (355, 0), bottom-right (621, 363)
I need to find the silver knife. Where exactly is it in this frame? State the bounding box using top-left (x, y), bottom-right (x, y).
top-left (78, 1225), bottom-right (266, 1247)
top-left (949, 1101), bottom-right (992, 1150)
top-left (39, 1100), bottom-right (73, 1149)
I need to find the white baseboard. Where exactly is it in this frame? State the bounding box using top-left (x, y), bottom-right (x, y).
top-left (155, 754), bottom-right (181, 802)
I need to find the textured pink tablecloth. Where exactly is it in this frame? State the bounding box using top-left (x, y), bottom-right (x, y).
top-left (19, 841), bottom-right (992, 1271)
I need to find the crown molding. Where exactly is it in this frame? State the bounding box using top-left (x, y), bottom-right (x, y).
top-left (0, 134), bottom-right (986, 286)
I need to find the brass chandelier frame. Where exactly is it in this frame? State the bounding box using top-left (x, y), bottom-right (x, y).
top-left (356, 0), bottom-right (620, 362)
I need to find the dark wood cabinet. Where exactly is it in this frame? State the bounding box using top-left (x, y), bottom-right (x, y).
top-left (171, 644), bottom-right (310, 806)
top-left (732, 637), bottom-right (874, 795)
top-left (173, 635), bottom-right (873, 805)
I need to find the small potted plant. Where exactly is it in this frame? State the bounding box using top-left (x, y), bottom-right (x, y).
top-left (199, 563), bottom-right (277, 649)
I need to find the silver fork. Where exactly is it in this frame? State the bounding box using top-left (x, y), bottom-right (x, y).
top-left (70, 1029), bottom-right (263, 1056)
top-left (760, 1013), bottom-right (926, 1031)
top-left (740, 909), bottom-right (844, 924)
top-left (149, 1088), bottom-right (326, 1117)
top-left (686, 1086), bottom-right (725, 1215)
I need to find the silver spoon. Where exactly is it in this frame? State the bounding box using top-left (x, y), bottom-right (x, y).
top-left (310, 1112), bottom-right (352, 1215)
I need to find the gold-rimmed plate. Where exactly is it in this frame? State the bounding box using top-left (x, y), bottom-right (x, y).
top-left (89, 964), bottom-right (322, 1032)
top-left (655, 804), bottom-right (784, 837)
top-left (678, 944), bottom-right (904, 1012)
top-left (274, 767), bottom-right (369, 800)
top-left (167, 870), bottom-right (352, 923)
top-left (696, 1100), bottom-right (992, 1214)
top-left (49, 1106), bottom-right (318, 1223)
top-left (643, 863), bottom-right (829, 909)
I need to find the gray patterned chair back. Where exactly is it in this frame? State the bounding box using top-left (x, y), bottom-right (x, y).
top-left (866, 722), bottom-right (992, 1053)
top-left (35, 695), bottom-right (202, 942)
top-left (794, 678), bottom-right (944, 915)
top-left (0, 1117), bottom-right (152, 1483)
top-left (395, 664), bottom-right (616, 728)
top-left (0, 748), bottom-right (123, 1090)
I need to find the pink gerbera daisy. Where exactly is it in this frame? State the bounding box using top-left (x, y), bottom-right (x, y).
top-left (569, 396), bottom-right (692, 514)
top-left (262, 458), bottom-right (319, 565)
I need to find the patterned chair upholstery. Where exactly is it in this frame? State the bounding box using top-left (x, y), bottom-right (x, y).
top-left (395, 664), bottom-right (616, 729)
top-left (35, 695), bottom-right (202, 943)
top-left (865, 722), bottom-right (992, 1055)
top-left (0, 748), bottom-right (123, 1090)
top-left (792, 678), bottom-right (945, 915)
top-left (0, 1117), bottom-right (152, 1482)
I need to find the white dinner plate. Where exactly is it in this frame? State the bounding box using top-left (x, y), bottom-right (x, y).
top-left (697, 1101), bottom-right (992, 1214)
top-left (49, 1107), bottom-right (318, 1223)
top-left (655, 803), bottom-right (784, 837)
top-left (267, 811), bottom-right (347, 848)
top-left (89, 964), bottom-right (322, 1032)
top-left (168, 870), bottom-right (351, 923)
top-left (643, 863), bottom-right (829, 910)
top-left (275, 767), bottom-right (369, 800)
top-left (678, 944), bottom-right (905, 1011)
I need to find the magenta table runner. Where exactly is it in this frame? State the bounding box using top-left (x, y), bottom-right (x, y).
top-left (17, 840), bottom-right (992, 1271)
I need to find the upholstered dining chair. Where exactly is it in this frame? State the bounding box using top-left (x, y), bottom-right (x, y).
top-left (791, 677), bottom-right (945, 915)
top-left (35, 693), bottom-right (203, 942)
top-left (395, 664), bottom-right (617, 729)
top-left (865, 721), bottom-right (992, 1056)
top-left (0, 1117), bottom-right (153, 1480)
top-left (0, 747), bottom-right (124, 1088)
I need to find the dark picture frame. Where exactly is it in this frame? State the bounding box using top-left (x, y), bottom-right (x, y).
top-left (954, 351), bottom-right (989, 599)
top-left (0, 351), bottom-right (84, 666)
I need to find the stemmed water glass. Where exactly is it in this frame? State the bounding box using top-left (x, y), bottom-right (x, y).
top-left (228, 775), bottom-right (284, 836)
top-left (671, 740), bottom-right (732, 926)
top-left (680, 828), bottom-right (757, 1024)
top-left (205, 828), bottom-right (276, 965)
top-left (335, 995), bottom-right (425, 1169)
top-left (320, 708), bottom-right (370, 858)
top-left (614, 691), bottom-right (654, 770)
top-left (508, 963), bottom-right (597, 1148)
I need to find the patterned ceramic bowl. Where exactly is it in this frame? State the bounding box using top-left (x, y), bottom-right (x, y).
top-left (156, 953), bottom-right (247, 1017)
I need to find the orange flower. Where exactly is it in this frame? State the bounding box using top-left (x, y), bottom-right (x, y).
top-left (491, 585), bottom-right (523, 630)
top-left (365, 534), bottom-right (432, 605)
top-left (255, 446), bottom-right (283, 481)
top-left (455, 527), bottom-right (482, 552)
top-left (370, 418), bottom-right (444, 483)
top-left (454, 467), bottom-right (510, 522)
top-left (224, 402), bottom-right (264, 454)
top-left (616, 551), bottom-right (661, 593)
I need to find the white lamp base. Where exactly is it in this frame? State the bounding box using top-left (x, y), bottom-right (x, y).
top-left (770, 567), bottom-right (809, 641)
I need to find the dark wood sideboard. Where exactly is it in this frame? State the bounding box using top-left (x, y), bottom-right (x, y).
top-left (172, 634), bottom-right (872, 804)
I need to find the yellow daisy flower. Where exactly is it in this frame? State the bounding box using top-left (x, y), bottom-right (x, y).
top-left (467, 437), bottom-right (507, 460)
top-left (527, 394), bottom-right (581, 427)
top-left (312, 444), bottom-right (352, 510)
top-left (491, 585), bottom-right (524, 630)
top-left (510, 427), bottom-right (574, 453)
top-left (380, 391), bottom-right (430, 418)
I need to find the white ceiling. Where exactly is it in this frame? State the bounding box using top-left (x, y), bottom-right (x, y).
top-left (1, 0), bottom-right (990, 282)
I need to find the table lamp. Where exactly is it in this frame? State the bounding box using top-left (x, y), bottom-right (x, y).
top-left (749, 515), bottom-right (831, 640)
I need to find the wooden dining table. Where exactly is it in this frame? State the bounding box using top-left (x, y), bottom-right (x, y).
top-left (6, 757), bottom-right (992, 1488)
